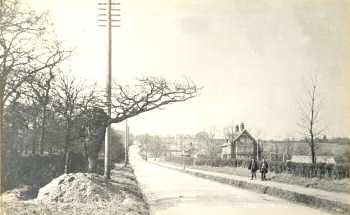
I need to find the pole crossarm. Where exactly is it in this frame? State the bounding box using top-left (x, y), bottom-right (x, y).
top-left (97, 1), bottom-right (121, 28)
top-left (98, 2), bottom-right (120, 5)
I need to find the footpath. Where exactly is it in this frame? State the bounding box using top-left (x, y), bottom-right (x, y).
top-left (152, 161), bottom-right (350, 215)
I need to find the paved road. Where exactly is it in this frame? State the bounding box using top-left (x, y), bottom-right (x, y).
top-left (130, 146), bottom-right (333, 215)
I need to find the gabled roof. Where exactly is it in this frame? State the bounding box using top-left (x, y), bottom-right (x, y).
top-left (233, 129), bottom-right (256, 143)
top-left (221, 129), bottom-right (256, 147)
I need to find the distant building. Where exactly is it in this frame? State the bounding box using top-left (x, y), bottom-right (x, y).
top-left (165, 143), bottom-right (182, 157)
top-left (288, 155), bottom-right (336, 164)
top-left (161, 134), bottom-right (224, 159)
top-left (221, 123), bottom-right (261, 160)
top-left (162, 135), bottom-right (198, 158)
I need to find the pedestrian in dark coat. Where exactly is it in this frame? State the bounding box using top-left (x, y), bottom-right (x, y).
top-left (248, 158), bottom-right (258, 180)
top-left (260, 158), bottom-right (268, 181)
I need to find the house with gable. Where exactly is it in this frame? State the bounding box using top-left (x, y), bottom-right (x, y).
top-left (221, 123), bottom-right (262, 160)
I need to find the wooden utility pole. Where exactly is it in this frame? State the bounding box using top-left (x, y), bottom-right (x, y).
top-left (256, 141), bottom-right (259, 160)
top-left (104, 0), bottom-right (112, 179)
top-left (97, 1), bottom-right (121, 179)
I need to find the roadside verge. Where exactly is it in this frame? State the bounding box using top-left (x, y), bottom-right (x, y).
top-left (152, 161), bottom-right (350, 215)
top-left (1, 164), bottom-right (150, 215)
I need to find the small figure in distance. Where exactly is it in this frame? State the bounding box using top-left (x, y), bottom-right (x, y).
top-left (248, 157), bottom-right (258, 180)
top-left (260, 158), bottom-right (269, 181)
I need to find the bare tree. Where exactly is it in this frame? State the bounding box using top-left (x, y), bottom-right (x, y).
top-left (28, 100), bottom-right (40, 154)
top-left (27, 68), bottom-right (58, 154)
top-left (138, 134), bottom-right (151, 160)
top-left (3, 102), bottom-right (28, 154)
top-left (52, 73), bottom-right (104, 173)
top-left (148, 135), bottom-right (163, 160)
top-left (109, 77), bottom-right (199, 124)
top-left (207, 127), bottom-right (219, 161)
top-left (195, 127), bottom-right (219, 163)
top-left (53, 73), bottom-right (90, 173)
top-left (223, 122), bottom-right (236, 144)
top-left (0, 0), bottom-right (68, 191)
top-left (298, 78), bottom-right (323, 165)
top-left (81, 77), bottom-right (199, 172)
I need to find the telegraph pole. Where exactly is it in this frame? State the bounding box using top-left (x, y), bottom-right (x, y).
top-left (97, 1), bottom-right (121, 179)
top-left (256, 141), bottom-right (258, 160)
top-left (105, 0), bottom-right (112, 180)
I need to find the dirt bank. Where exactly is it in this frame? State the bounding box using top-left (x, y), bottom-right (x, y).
top-left (1, 164), bottom-right (149, 215)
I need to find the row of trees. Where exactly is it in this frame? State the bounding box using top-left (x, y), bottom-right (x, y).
top-left (137, 134), bottom-right (167, 160)
top-left (1, 0), bottom-right (200, 191)
top-left (1, 0), bottom-right (70, 192)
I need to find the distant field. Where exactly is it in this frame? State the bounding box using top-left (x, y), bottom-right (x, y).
top-left (262, 141), bottom-right (350, 162)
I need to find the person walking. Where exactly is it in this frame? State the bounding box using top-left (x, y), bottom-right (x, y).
top-left (248, 157), bottom-right (258, 180)
top-left (260, 158), bottom-right (269, 181)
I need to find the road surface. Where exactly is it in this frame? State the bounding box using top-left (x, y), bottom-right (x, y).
top-left (130, 146), bottom-right (333, 215)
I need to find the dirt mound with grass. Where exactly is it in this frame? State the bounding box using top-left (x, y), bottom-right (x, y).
top-left (4, 165), bottom-right (149, 215)
top-left (37, 173), bottom-right (122, 203)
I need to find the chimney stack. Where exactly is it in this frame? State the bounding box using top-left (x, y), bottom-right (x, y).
top-left (235, 125), bottom-right (239, 132)
top-left (240, 123), bottom-right (245, 131)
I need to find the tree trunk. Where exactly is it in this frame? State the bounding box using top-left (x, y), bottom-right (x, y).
top-left (31, 119), bottom-right (37, 154)
top-left (31, 138), bottom-right (36, 154)
top-left (310, 84), bottom-right (317, 166)
top-left (83, 140), bottom-right (89, 168)
top-left (48, 112), bottom-right (55, 154)
top-left (39, 106), bottom-right (46, 155)
top-left (145, 147), bottom-right (148, 161)
top-left (0, 102), bottom-right (5, 193)
top-left (64, 150), bottom-right (71, 174)
top-left (311, 140), bottom-right (316, 165)
top-left (88, 155), bottom-right (97, 173)
top-left (63, 120), bottom-right (71, 174)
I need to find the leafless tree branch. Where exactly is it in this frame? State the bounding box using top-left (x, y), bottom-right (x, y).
top-left (108, 76), bottom-right (200, 125)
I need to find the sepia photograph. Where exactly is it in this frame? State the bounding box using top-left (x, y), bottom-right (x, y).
top-left (0, 0), bottom-right (349, 214)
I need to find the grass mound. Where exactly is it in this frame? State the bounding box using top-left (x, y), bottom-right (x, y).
top-left (3, 166), bottom-right (149, 215)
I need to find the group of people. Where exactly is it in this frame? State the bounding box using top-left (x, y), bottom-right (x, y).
top-left (248, 158), bottom-right (269, 181)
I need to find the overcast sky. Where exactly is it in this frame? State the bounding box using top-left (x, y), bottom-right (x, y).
top-left (26, 0), bottom-right (350, 139)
